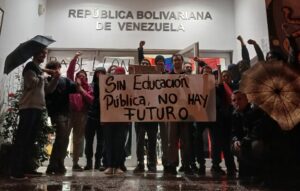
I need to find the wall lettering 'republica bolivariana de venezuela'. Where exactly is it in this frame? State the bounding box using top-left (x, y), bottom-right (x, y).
top-left (68, 9), bottom-right (213, 32)
top-left (100, 74), bottom-right (216, 122)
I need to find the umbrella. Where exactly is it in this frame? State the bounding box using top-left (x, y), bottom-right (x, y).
top-left (4, 35), bottom-right (55, 74)
top-left (239, 60), bottom-right (300, 130)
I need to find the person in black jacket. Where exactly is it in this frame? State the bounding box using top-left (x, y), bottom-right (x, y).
top-left (231, 90), bottom-right (272, 178)
top-left (138, 41), bottom-right (145, 65)
top-left (163, 54), bottom-right (192, 175)
top-left (45, 61), bottom-right (77, 174)
top-left (133, 121), bottom-right (158, 173)
top-left (210, 70), bottom-right (238, 177)
top-left (84, 67), bottom-right (106, 171)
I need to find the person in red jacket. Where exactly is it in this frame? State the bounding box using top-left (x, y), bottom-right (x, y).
top-left (67, 52), bottom-right (93, 171)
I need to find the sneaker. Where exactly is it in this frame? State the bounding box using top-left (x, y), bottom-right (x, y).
top-left (98, 165), bottom-right (106, 172)
top-left (94, 159), bottom-right (101, 170)
top-left (56, 166), bottom-right (67, 174)
top-left (183, 166), bottom-right (194, 175)
top-left (120, 164), bottom-right (127, 172)
top-left (72, 164), bottom-right (84, 171)
top-left (84, 165), bottom-right (92, 170)
top-left (10, 174), bottom-right (28, 180)
top-left (133, 164), bottom-right (145, 173)
top-left (47, 166), bottom-right (66, 175)
top-left (104, 167), bottom-right (113, 175)
top-left (163, 166), bottom-right (177, 175)
top-left (191, 163), bottom-right (199, 172)
top-left (114, 168), bottom-right (124, 175)
top-left (163, 166), bottom-right (169, 174)
top-left (24, 170), bottom-right (43, 177)
top-left (178, 166), bottom-right (184, 172)
top-left (169, 166), bottom-right (177, 175)
top-left (56, 163), bottom-right (67, 174)
top-left (227, 168), bottom-right (237, 177)
top-left (211, 165), bottom-right (226, 176)
top-left (147, 166), bottom-right (157, 173)
top-left (84, 159), bottom-right (93, 170)
top-left (198, 166), bottom-right (206, 175)
top-left (46, 167), bottom-right (57, 175)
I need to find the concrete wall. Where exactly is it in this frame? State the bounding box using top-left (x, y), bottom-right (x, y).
top-left (45, 0), bottom-right (236, 51)
top-left (0, 0), bottom-right (270, 114)
top-left (0, 0), bottom-right (47, 113)
top-left (234, 0), bottom-right (269, 62)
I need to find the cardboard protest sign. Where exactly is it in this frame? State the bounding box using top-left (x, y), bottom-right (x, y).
top-left (128, 64), bottom-right (163, 74)
top-left (100, 74), bottom-right (216, 122)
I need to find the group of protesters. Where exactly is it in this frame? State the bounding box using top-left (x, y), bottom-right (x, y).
top-left (9, 35), bottom-right (299, 181)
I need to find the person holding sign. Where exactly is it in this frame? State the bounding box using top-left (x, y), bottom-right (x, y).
top-left (103, 67), bottom-right (128, 175)
top-left (155, 55), bottom-right (168, 74)
top-left (194, 64), bottom-right (227, 176)
top-left (178, 62), bottom-right (198, 173)
top-left (84, 67), bottom-right (106, 171)
top-left (133, 121), bottom-right (158, 173)
top-left (163, 54), bottom-right (193, 175)
top-left (153, 55), bottom-right (169, 171)
top-left (133, 55), bottom-right (170, 173)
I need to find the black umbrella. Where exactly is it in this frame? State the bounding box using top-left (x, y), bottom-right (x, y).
top-left (4, 35), bottom-right (55, 74)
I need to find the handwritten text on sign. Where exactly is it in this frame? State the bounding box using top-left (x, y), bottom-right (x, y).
top-left (100, 74), bottom-right (216, 122)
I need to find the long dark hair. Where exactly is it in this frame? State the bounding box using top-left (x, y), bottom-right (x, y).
top-left (92, 71), bottom-right (99, 98)
top-left (76, 69), bottom-right (87, 78)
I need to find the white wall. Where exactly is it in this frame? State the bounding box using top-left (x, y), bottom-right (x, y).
top-left (234, 0), bottom-right (269, 62)
top-left (45, 0), bottom-right (236, 51)
top-left (0, 0), bottom-right (47, 64)
top-left (0, 0), bottom-right (47, 113)
top-left (0, 0), bottom-right (270, 112)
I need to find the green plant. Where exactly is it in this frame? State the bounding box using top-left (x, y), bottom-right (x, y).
top-left (0, 76), bottom-right (54, 165)
top-left (1, 91), bottom-right (22, 143)
top-left (34, 111), bottom-right (55, 163)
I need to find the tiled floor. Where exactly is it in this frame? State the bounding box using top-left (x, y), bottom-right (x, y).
top-left (0, 165), bottom-right (298, 191)
top-left (0, 157), bottom-right (298, 191)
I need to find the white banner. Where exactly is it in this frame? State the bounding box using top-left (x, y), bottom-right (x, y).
top-left (100, 74), bottom-right (216, 122)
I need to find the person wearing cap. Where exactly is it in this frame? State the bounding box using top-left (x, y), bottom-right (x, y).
top-left (66, 52), bottom-right (93, 171)
top-left (84, 66), bottom-right (106, 171)
top-left (113, 66), bottom-right (126, 74)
